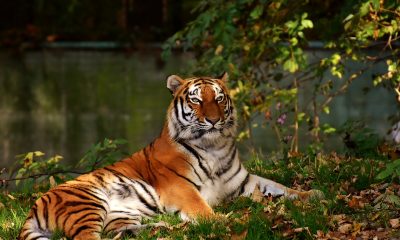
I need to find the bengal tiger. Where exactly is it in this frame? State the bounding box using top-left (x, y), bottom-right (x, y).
top-left (18, 73), bottom-right (321, 240)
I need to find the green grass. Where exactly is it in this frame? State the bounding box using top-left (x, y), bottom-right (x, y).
top-left (1, 152), bottom-right (399, 240)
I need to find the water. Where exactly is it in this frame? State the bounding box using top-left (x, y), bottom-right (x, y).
top-left (0, 49), bottom-right (193, 168)
top-left (0, 49), bottom-right (398, 170)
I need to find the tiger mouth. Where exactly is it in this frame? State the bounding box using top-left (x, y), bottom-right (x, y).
top-left (206, 127), bottom-right (222, 133)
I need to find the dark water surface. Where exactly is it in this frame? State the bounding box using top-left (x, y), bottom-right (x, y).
top-left (0, 49), bottom-right (399, 169)
top-left (0, 50), bottom-right (193, 168)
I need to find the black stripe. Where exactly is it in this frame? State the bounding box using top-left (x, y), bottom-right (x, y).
top-left (239, 173), bottom-right (250, 195)
top-left (109, 210), bottom-right (141, 218)
top-left (56, 207), bottom-right (67, 227)
top-left (61, 208), bottom-right (101, 230)
top-left (132, 186), bottom-right (159, 213)
top-left (105, 221), bottom-right (140, 233)
top-left (163, 164), bottom-right (201, 190)
top-left (32, 205), bottom-right (42, 231)
top-left (104, 217), bottom-right (131, 231)
top-left (142, 147), bottom-right (158, 180)
top-left (64, 200), bottom-right (106, 212)
top-left (66, 207), bottom-right (101, 217)
top-left (69, 186), bottom-right (108, 206)
top-left (103, 167), bottom-right (128, 183)
top-left (174, 97), bottom-right (180, 123)
top-left (58, 188), bottom-right (102, 204)
top-left (41, 196), bottom-right (49, 229)
top-left (217, 147), bottom-right (237, 176)
top-left (224, 164), bottom-right (242, 183)
top-left (177, 140), bottom-right (212, 180)
top-left (180, 97), bottom-right (191, 121)
top-left (225, 173), bottom-right (250, 200)
top-left (68, 214), bottom-right (102, 231)
top-left (136, 181), bottom-right (158, 206)
top-left (93, 174), bottom-right (106, 188)
top-left (29, 236), bottom-right (47, 240)
top-left (181, 157), bottom-right (203, 182)
top-left (70, 225), bottom-right (100, 239)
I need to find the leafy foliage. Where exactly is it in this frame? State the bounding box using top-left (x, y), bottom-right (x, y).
top-left (162, 0), bottom-right (400, 153)
top-left (76, 138), bottom-right (128, 171)
top-left (376, 159), bottom-right (400, 180)
top-left (1, 138), bottom-right (128, 191)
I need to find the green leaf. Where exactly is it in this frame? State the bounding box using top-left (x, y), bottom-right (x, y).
top-left (290, 37), bottom-right (298, 46)
top-left (323, 106), bottom-right (330, 114)
top-left (34, 151), bottom-right (45, 157)
top-left (250, 5), bottom-right (263, 19)
top-left (343, 14), bottom-right (354, 22)
top-left (322, 123), bottom-right (336, 134)
top-left (301, 19), bottom-right (313, 29)
top-left (376, 159), bottom-right (400, 180)
top-left (371, 0), bottom-right (380, 10)
top-left (283, 59), bottom-right (299, 73)
top-left (359, 2), bottom-right (370, 17)
top-left (331, 53), bottom-right (341, 65)
top-left (297, 112), bottom-right (306, 121)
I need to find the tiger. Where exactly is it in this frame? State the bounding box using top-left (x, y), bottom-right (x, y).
top-left (18, 73), bottom-right (321, 240)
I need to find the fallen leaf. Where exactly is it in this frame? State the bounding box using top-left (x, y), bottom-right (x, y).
top-left (251, 184), bottom-right (264, 203)
top-left (352, 222), bottom-right (362, 236)
top-left (370, 212), bottom-right (380, 221)
top-left (331, 214), bottom-right (346, 224)
top-left (338, 223), bottom-right (352, 234)
top-left (348, 196), bottom-right (365, 209)
top-left (389, 218), bottom-right (399, 228)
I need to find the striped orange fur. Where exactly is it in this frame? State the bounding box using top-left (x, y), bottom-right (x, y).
top-left (18, 73), bottom-right (319, 240)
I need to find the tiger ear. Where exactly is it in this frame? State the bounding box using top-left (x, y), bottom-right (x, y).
top-left (167, 75), bottom-right (185, 95)
top-left (219, 72), bottom-right (229, 83)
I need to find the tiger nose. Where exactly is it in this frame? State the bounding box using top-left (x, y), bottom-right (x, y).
top-left (205, 117), bottom-right (220, 125)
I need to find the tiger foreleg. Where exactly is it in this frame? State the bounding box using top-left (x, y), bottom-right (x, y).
top-left (159, 182), bottom-right (214, 221)
top-left (240, 174), bottom-right (323, 201)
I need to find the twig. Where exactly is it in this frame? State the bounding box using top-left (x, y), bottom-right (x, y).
top-left (1, 170), bottom-right (86, 183)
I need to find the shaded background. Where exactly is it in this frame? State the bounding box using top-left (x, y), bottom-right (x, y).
top-left (0, 1), bottom-right (398, 169)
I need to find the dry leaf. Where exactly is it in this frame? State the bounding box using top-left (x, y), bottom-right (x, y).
top-left (338, 223), bottom-right (352, 234)
top-left (251, 184), bottom-right (264, 203)
top-left (389, 218), bottom-right (399, 228)
top-left (351, 222), bottom-right (362, 236)
top-left (49, 176), bottom-right (57, 188)
top-left (331, 214), bottom-right (346, 225)
top-left (370, 212), bottom-right (380, 221)
top-left (348, 196), bottom-right (365, 209)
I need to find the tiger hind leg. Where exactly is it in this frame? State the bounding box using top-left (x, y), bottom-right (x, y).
top-left (107, 221), bottom-right (168, 238)
top-left (64, 219), bottom-right (103, 240)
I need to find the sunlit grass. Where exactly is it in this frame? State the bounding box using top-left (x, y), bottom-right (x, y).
top-left (1, 152), bottom-right (398, 239)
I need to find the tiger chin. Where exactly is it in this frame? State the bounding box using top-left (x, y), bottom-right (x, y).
top-left (18, 73), bottom-right (322, 240)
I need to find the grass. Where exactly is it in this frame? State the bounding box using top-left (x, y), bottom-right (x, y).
top-left (1, 151), bottom-right (399, 240)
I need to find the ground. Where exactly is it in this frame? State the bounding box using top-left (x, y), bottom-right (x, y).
top-left (1, 152), bottom-right (399, 240)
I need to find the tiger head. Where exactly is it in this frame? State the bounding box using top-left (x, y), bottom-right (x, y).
top-left (166, 73), bottom-right (236, 142)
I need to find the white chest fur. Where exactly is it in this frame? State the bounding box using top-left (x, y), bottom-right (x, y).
top-left (181, 138), bottom-right (247, 206)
